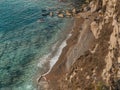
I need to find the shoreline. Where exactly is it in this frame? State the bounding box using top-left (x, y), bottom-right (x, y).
top-left (37, 18), bottom-right (74, 70)
top-left (37, 4), bottom-right (97, 89)
top-left (35, 18), bottom-right (74, 89)
top-left (36, 1), bottom-right (90, 89)
top-left (37, 14), bottom-right (83, 89)
top-left (41, 33), bottom-right (72, 77)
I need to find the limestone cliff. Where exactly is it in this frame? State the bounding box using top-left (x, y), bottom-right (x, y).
top-left (38, 0), bottom-right (120, 90)
top-left (59, 0), bottom-right (120, 90)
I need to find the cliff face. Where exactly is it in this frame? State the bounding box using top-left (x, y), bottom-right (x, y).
top-left (58, 0), bottom-right (120, 90)
top-left (39, 0), bottom-right (120, 90)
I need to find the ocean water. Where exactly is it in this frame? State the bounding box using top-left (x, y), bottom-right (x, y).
top-left (0, 0), bottom-right (72, 90)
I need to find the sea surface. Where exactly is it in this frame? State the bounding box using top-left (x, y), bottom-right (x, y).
top-left (0, 0), bottom-right (72, 90)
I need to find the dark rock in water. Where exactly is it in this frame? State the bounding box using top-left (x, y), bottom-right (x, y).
top-left (41, 9), bottom-right (51, 16)
top-left (48, 24), bottom-right (54, 28)
top-left (41, 9), bottom-right (48, 12)
top-left (42, 12), bottom-right (50, 16)
top-left (37, 18), bottom-right (45, 23)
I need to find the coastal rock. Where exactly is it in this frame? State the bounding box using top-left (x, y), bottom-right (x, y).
top-left (56, 11), bottom-right (60, 14)
top-left (37, 19), bottom-right (45, 23)
top-left (41, 9), bottom-right (47, 12)
top-left (85, 0), bottom-right (90, 3)
top-left (42, 12), bottom-right (50, 16)
top-left (118, 57), bottom-right (120, 63)
top-left (58, 13), bottom-right (64, 18)
top-left (90, 0), bottom-right (101, 12)
top-left (65, 10), bottom-right (72, 17)
top-left (118, 17), bottom-right (120, 22)
top-left (90, 21), bottom-right (99, 39)
top-left (49, 12), bottom-right (53, 17)
top-left (86, 75), bottom-right (90, 80)
top-left (38, 0), bottom-right (120, 90)
top-left (72, 8), bottom-right (76, 14)
top-left (41, 9), bottom-right (50, 16)
top-left (83, 6), bottom-right (91, 12)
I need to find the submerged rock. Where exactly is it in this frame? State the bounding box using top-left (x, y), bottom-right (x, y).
top-left (49, 12), bottom-right (53, 17)
top-left (37, 18), bottom-right (45, 23)
top-left (42, 12), bottom-right (50, 16)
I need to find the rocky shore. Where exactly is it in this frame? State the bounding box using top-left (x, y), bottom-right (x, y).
top-left (38, 0), bottom-right (120, 90)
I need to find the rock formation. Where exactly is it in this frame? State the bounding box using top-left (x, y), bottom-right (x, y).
top-left (38, 0), bottom-right (120, 90)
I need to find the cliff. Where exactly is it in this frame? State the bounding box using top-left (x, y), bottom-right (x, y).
top-left (38, 0), bottom-right (120, 90)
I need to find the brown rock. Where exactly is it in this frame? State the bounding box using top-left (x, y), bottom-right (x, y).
top-left (58, 13), bottom-right (64, 18)
top-left (90, 21), bottom-right (99, 39)
top-left (86, 75), bottom-right (90, 79)
top-left (118, 57), bottom-right (120, 63)
top-left (118, 17), bottom-right (120, 22)
top-left (66, 10), bottom-right (72, 16)
top-left (84, 6), bottom-right (91, 12)
top-left (72, 8), bottom-right (76, 14)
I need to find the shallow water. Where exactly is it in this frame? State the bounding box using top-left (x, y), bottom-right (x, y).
top-left (0, 0), bottom-right (72, 90)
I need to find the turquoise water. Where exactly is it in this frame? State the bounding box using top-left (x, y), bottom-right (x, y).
top-left (0, 0), bottom-right (72, 90)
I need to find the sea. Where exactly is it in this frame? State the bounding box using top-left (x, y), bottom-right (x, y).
top-left (0, 0), bottom-right (73, 90)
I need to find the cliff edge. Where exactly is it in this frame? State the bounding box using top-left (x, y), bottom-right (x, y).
top-left (38, 0), bottom-right (120, 90)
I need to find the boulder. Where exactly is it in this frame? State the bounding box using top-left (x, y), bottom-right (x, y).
top-left (58, 13), bottom-right (64, 18)
top-left (72, 8), bottom-right (76, 14)
top-left (66, 10), bottom-right (72, 16)
top-left (42, 12), bottom-right (49, 16)
top-left (90, 21), bottom-right (99, 39)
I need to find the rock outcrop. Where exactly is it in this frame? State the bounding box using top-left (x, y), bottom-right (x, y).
top-left (59, 0), bottom-right (120, 90)
top-left (38, 0), bottom-right (120, 90)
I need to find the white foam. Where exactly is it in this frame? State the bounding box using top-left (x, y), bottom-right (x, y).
top-left (42, 33), bottom-right (72, 76)
top-left (50, 40), bottom-right (67, 67)
top-left (50, 33), bottom-right (72, 68)
top-left (26, 85), bottom-right (32, 89)
top-left (12, 83), bottom-right (35, 90)
top-left (37, 53), bottom-right (51, 68)
top-left (37, 41), bottom-right (59, 68)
